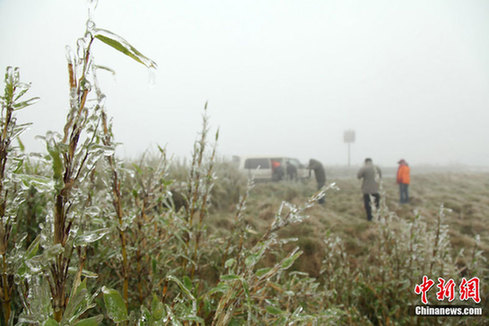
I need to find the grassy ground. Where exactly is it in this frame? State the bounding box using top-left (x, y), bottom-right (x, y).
top-left (210, 169), bottom-right (489, 278)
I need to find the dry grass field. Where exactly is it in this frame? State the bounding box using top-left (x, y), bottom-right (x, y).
top-left (212, 168), bottom-right (489, 271)
top-left (207, 167), bottom-right (489, 324)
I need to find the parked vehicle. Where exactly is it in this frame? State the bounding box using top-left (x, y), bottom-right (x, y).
top-left (236, 156), bottom-right (309, 182)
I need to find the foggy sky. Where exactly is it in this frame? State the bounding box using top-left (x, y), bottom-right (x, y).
top-left (1, 0), bottom-right (489, 167)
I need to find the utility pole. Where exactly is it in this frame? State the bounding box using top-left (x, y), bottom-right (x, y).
top-left (343, 130), bottom-right (355, 167)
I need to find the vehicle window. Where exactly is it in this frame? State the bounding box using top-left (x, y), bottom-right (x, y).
top-left (244, 158), bottom-right (270, 169)
top-left (288, 159), bottom-right (300, 167)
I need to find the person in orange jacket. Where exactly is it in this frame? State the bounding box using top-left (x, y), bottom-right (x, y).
top-left (397, 159), bottom-right (410, 204)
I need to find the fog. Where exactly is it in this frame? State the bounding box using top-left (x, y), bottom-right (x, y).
top-left (1, 0), bottom-right (488, 167)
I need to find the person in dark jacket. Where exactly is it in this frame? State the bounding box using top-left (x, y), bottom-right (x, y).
top-left (286, 160), bottom-right (298, 181)
top-left (308, 159), bottom-right (326, 204)
top-left (357, 158), bottom-right (382, 221)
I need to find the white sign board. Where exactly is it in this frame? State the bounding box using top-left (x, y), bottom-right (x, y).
top-left (344, 130), bottom-right (355, 143)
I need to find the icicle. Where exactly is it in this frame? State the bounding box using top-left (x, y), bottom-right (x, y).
top-left (87, 0), bottom-right (98, 20)
top-left (148, 66), bottom-right (156, 88)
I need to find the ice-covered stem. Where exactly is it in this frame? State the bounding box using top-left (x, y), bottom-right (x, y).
top-left (187, 103), bottom-right (210, 227)
top-left (50, 18), bottom-right (118, 321)
top-left (0, 67), bottom-right (38, 324)
top-left (212, 246), bottom-right (302, 326)
top-left (429, 204), bottom-right (448, 275)
top-left (70, 169), bottom-right (97, 302)
top-left (55, 34), bottom-right (94, 246)
top-left (184, 103), bottom-right (212, 275)
top-left (191, 125), bottom-right (219, 277)
top-left (130, 151), bottom-right (169, 304)
top-left (211, 186), bottom-right (335, 325)
top-left (261, 183), bottom-right (336, 242)
top-left (221, 178), bottom-right (254, 269)
top-left (49, 7), bottom-right (157, 318)
top-left (101, 102), bottom-right (129, 307)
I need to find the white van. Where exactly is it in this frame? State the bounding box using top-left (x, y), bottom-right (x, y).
top-left (236, 156), bottom-right (308, 182)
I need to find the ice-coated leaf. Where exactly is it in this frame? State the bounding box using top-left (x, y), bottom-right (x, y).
top-left (93, 64), bottom-right (116, 76)
top-left (47, 146), bottom-right (63, 182)
top-left (266, 305), bottom-right (285, 315)
top-left (43, 318), bottom-right (59, 326)
top-left (245, 226), bottom-right (258, 234)
top-left (67, 267), bottom-right (98, 279)
top-left (17, 137), bottom-right (25, 152)
top-left (102, 286), bottom-right (128, 323)
top-left (220, 274), bottom-right (240, 281)
top-left (183, 315), bottom-right (205, 324)
top-left (12, 82), bottom-right (31, 102)
top-left (81, 269), bottom-right (98, 279)
top-left (166, 275), bottom-right (195, 301)
top-left (13, 96), bottom-right (40, 110)
top-left (224, 258), bottom-right (236, 268)
top-left (151, 294), bottom-right (165, 321)
top-left (17, 235), bottom-right (42, 277)
top-left (94, 29), bottom-right (157, 69)
top-left (73, 315), bottom-right (103, 326)
top-left (74, 228), bottom-right (110, 247)
top-left (183, 276), bottom-right (193, 292)
top-left (16, 174), bottom-right (54, 193)
top-left (244, 254), bottom-right (256, 267)
top-left (10, 122), bottom-right (33, 141)
top-left (63, 279), bottom-right (96, 323)
top-left (43, 244), bottom-right (64, 260)
top-left (255, 267), bottom-right (272, 278)
top-left (25, 235), bottom-right (41, 259)
top-left (140, 305), bottom-right (151, 322)
top-left (281, 249), bottom-right (302, 270)
top-left (241, 278), bottom-right (250, 297)
top-left (206, 282), bottom-right (230, 295)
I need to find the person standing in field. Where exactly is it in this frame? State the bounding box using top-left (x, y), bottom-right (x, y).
top-left (397, 159), bottom-right (410, 204)
top-left (308, 159), bottom-right (326, 204)
top-left (357, 158), bottom-right (382, 221)
top-left (271, 159), bottom-right (284, 181)
top-left (286, 160), bottom-right (298, 181)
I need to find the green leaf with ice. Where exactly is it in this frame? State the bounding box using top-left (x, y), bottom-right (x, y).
top-left (94, 29), bottom-right (157, 69)
top-left (102, 286), bottom-right (128, 323)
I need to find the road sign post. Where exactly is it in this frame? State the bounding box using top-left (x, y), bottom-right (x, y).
top-left (343, 130), bottom-right (356, 167)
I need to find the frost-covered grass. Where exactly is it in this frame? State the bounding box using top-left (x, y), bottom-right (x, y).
top-left (218, 170), bottom-right (489, 270)
top-left (206, 170), bottom-right (489, 324)
top-left (1, 5), bottom-right (487, 325)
